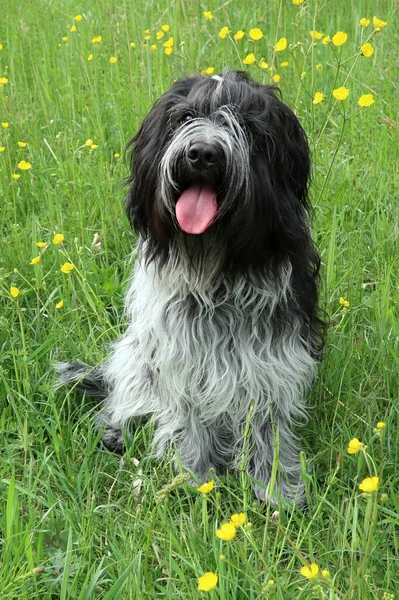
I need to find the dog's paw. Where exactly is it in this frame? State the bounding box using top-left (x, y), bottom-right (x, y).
top-left (101, 425), bottom-right (125, 454)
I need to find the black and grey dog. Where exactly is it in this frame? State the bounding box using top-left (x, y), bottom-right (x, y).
top-left (58, 71), bottom-right (324, 505)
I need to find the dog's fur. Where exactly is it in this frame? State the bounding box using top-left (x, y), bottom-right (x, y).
top-left (58, 71), bottom-right (324, 505)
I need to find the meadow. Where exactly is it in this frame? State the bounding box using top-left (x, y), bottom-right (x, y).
top-left (1, 0), bottom-right (398, 598)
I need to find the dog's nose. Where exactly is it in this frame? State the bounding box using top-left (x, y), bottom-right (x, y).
top-left (187, 141), bottom-right (219, 170)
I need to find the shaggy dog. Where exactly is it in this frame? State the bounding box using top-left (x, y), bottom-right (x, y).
top-left (58, 70), bottom-right (324, 505)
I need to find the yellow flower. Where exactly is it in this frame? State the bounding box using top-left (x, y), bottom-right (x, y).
top-left (10, 286), bottom-right (20, 298)
top-left (333, 87), bottom-right (349, 101)
top-left (359, 476), bottom-right (379, 492)
top-left (156, 30), bottom-right (164, 40)
top-left (56, 299), bottom-right (64, 309)
top-left (358, 94), bottom-right (374, 107)
top-left (230, 513), bottom-right (246, 526)
top-left (249, 28), bottom-right (263, 41)
top-left (70, 24), bottom-right (77, 32)
top-left (62, 36), bottom-right (68, 42)
top-left (300, 563), bottom-right (319, 580)
top-left (0, 146), bottom-right (5, 152)
top-left (18, 141), bottom-right (27, 148)
top-left (130, 42), bottom-right (136, 48)
top-left (359, 18), bottom-right (370, 27)
top-left (197, 480), bottom-right (214, 494)
top-left (339, 296), bottom-right (350, 306)
top-left (18, 160), bottom-right (31, 170)
top-left (203, 11), bottom-right (213, 20)
top-left (61, 262), bottom-right (74, 274)
top-left (273, 74), bottom-right (281, 83)
top-left (292, 0), bottom-right (304, 4)
top-left (332, 31), bottom-right (348, 46)
top-left (0, 44), bottom-right (3, 50)
top-left (0, 77), bottom-right (8, 85)
top-left (313, 92), bottom-right (325, 105)
top-left (114, 153), bottom-right (120, 158)
top-left (201, 67), bottom-right (215, 75)
top-left (165, 47), bottom-right (172, 55)
top-left (243, 53), bottom-right (256, 65)
top-left (267, 579), bottom-right (275, 586)
top-left (373, 16), bottom-right (387, 31)
top-left (161, 24), bottom-right (170, 32)
top-left (163, 37), bottom-right (174, 48)
top-left (74, 14), bottom-right (83, 21)
top-left (321, 569), bottom-right (331, 578)
top-left (347, 438), bottom-right (364, 454)
top-left (198, 572), bottom-right (218, 591)
top-left (219, 27), bottom-right (230, 39)
top-left (322, 35), bottom-right (331, 44)
top-left (109, 56), bottom-right (117, 63)
top-left (234, 30), bottom-right (245, 41)
top-left (144, 29), bottom-right (150, 35)
top-left (376, 422), bottom-right (386, 429)
top-left (300, 71), bottom-right (306, 79)
top-left (216, 522), bottom-right (237, 540)
top-left (52, 233), bottom-right (65, 245)
top-left (281, 61), bottom-right (289, 67)
top-left (361, 42), bottom-right (374, 57)
top-left (274, 37), bottom-right (287, 52)
top-left (91, 35), bottom-right (102, 43)
top-left (12, 173), bottom-right (21, 180)
top-left (310, 30), bottom-right (324, 40)
top-left (36, 242), bottom-right (47, 248)
top-left (316, 63), bottom-right (323, 71)
top-left (86, 139), bottom-right (94, 147)
top-left (30, 255), bottom-right (41, 265)
top-left (1, 122), bottom-right (9, 128)
top-left (88, 54), bottom-right (93, 61)
top-left (258, 60), bottom-right (268, 69)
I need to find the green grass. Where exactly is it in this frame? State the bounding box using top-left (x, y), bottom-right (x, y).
top-left (1, 0), bottom-right (398, 598)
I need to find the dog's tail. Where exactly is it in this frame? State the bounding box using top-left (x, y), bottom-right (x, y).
top-left (55, 361), bottom-right (108, 398)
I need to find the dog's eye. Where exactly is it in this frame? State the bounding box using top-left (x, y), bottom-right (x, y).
top-left (240, 122), bottom-right (247, 132)
top-left (182, 113), bottom-right (194, 124)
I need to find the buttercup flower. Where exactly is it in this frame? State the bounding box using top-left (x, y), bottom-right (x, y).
top-left (359, 18), bottom-right (370, 27)
top-left (339, 296), bottom-right (350, 306)
top-left (249, 28), bottom-right (263, 41)
top-left (197, 480), bottom-right (214, 494)
top-left (274, 37), bottom-right (287, 52)
top-left (316, 63), bottom-right (323, 71)
top-left (373, 17), bottom-right (387, 31)
top-left (36, 242), bottom-right (47, 248)
top-left (30, 256), bottom-right (41, 265)
top-left (322, 35), bottom-right (331, 44)
top-left (376, 421), bottom-right (386, 429)
top-left (322, 569), bottom-right (331, 578)
top-left (347, 438), bottom-right (363, 454)
top-left (109, 56), bottom-right (117, 63)
top-left (216, 522), bottom-right (237, 540)
top-left (358, 94), bottom-right (374, 107)
top-left (333, 87), bottom-right (349, 101)
top-left (0, 146), bottom-right (5, 152)
top-left (130, 42), bottom-right (136, 48)
top-left (52, 233), bottom-right (65, 245)
top-left (70, 24), bottom-right (77, 32)
top-left (313, 92), bottom-right (325, 104)
top-left (156, 30), bottom-right (164, 40)
top-left (234, 30), bottom-right (245, 41)
top-left (88, 54), bottom-right (93, 61)
top-left (163, 37), bottom-right (174, 55)
top-left (219, 27), bottom-right (230, 39)
top-left (203, 11), bottom-right (213, 20)
top-left (114, 153), bottom-right (120, 158)
top-left (1, 122), bottom-right (9, 128)
top-left (300, 563), bottom-right (319, 580)
top-left (12, 173), bottom-right (21, 180)
top-left (243, 53), bottom-right (256, 65)
top-left (310, 30), bottom-right (324, 40)
top-left (91, 35), bottom-right (102, 43)
top-left (86, 139), bottom-right (94, 147)
top-left (361, 43), bottom-right (374, 57)
top-left (272, 74), bottom-right (281, 83)
top-left (10, 286), bottom-right (20, 298)
top-left (18, 160), bottom-right (31, 170)
top-left (230, 513), bottom-right (246, 526)
top-left (332, 31), bottom-right (348, 46)
top-left (56, 299), bottom-right (64, 309)
top-left (281, 61), bottom-right (289, 67)
top-left (359, 476), bottom-right (379, 492)
top-left (161, 24), bottom-right (170, 32)
top-left (74, 14), bottom-right (82, 21)
top-left (61, 262), bottom-right (74, 274)
top-left (259, 60), bottom-right (268, 69)
top-left (201, 67), bottom-right (215, 75)
top-left (198, 572), bottom-right (218, 591)
top-left (0, 77), bottom-right (8, 85)
top-left (292, 0), bottom-right (304, 4)
top-left (62, 36), bottom-right (68, 42)
top-left (18, 141), bottom-right (27, 148)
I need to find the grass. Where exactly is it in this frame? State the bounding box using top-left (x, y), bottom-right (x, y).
top-left (1, 0), bottom-right (398, 597)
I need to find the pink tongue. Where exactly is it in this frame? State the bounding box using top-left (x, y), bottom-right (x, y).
top-left (176, 184), bottom-right (218, 234)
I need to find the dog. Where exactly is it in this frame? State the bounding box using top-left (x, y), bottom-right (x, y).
top-left (58, 70), bottom-right (324, 506)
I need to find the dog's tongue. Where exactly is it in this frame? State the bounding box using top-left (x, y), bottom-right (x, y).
top-left (176, 184), bottom-right (218, 234)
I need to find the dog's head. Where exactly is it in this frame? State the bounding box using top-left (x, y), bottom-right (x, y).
top-left (127, 70), bottom-right (311, 274)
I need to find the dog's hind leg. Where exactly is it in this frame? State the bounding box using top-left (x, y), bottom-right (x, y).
top-left (55, 361), bottom-right (108, 398)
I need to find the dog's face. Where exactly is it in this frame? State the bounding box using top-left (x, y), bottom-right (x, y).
top-left (127, 70), bottom-right (311, 273)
